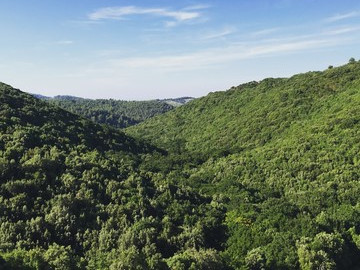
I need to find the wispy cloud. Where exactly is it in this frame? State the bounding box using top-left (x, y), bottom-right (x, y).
top-left (183, 4), bottom-right (211, 11)
top-left (69, 20), bottom-right (103, 26)
top-left (202, 26), bottom-right (236, 40)
top-left (325, 11), bottom-right (360, 23)
top-left (88, 5), bottom-right (208, 26)
top-left (64, 8), bottom-right (360, 88)
top-left (56, 40), bottom-right (74, 45)
top-left (322, 25), bottom-right (360, 35)
top-left (251, 28), bottom-right (281, 37)
top-left (104, 35), bottom-right (348, 71)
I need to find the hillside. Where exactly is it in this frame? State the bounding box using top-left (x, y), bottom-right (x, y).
top-left (2, 60), bottom-right (360, 269)
top-left (43, 98), bottom-right (175, 129)
top-left (32, 94), bottom-right (196, 129)
top-left (127, 61), bottom-right (360, 269)
top-left (0, 83), bottom-right (227, 269)
top-left (127, 62), bottom-right (360, 156)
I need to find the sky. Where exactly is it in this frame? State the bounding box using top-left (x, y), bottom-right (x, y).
top-left (1, 0), bottom-right (360, 100)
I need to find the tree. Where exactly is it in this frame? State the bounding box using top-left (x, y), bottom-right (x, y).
top-left (297, 232), bottom-right (344, 270)
top-left (245, 247), bottom-right (266, 270)
top-left (44, 243), bottom-right (76, 270)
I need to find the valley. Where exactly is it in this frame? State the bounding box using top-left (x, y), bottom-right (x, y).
top-left (1, 61), bottom-right (360, 269)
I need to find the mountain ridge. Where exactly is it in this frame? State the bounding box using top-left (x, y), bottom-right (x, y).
top-left (31, 93), bottom-right (195, 104)
top-left (126, 62), bottom-right (360, 156)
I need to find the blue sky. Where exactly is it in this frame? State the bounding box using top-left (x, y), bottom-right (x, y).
top-left (1, 0), bottom-right (360, 100)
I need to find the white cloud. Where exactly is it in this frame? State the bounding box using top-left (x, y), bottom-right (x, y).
top-left (183, 4), bottom-right (211, 11)
top-left (104, 35), bottom-right (347, 71)
top-left (251, 28), bottom-right (281, 37)
top-left (202, 26), bottom-right (236, 40)
top-left (322, 26), bottom-right (360, 35)
top-left (325, 11), bottom-right (360, 23)
top-left (165, 21), bottom-right (178, 27)
top-left (69, 20), bottom-right (103, 25)
top-left (88, 5), bottom-right (207, 26)
top-left (56, 40), bottom-right (74, 45)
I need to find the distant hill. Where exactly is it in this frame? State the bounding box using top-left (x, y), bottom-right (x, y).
top-left (32, 94), bottom-right (84, 100)
top-left (31, 93), bottom-right (51, 99)
top-left (127, 60), bottom-right (360, 269)
top-left (31, 94), bottom-right (194, 128)
top-left (160, 97), bottom-right (195, 107)
top-left (52, 95), bottom-right (85, 101)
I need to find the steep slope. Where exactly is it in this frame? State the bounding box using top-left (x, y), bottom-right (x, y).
top-left (127, 61), bottom-right (360, 269)
top-left (1, 84), bottom-right (154, 156)
top-left (127, 62), bottom-right (360, 158)
top-left (0, 83), bottom-right (227, 269)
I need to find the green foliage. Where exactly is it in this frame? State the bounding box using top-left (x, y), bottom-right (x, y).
top-left (166, 248), bottom-right (227, 270)
top-left (245, 247), bottom-right (266, 270)
top-left (348, 57), bottom-right (356, 63)
top-left (296, 232), bottom-right (345, 270)
top-left (128, 62), bottom-right (360, 269)
top-left (46, 98), bottom-right (174, 129)
top-left (0, 83), bottom-right (226, 269)
top-left (44, 243), bottom-right (76, 270)
top-left (3, 61), bottom-right (360, 269)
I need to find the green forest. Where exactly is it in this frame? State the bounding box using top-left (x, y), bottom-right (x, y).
top-left (45, 98), bottom-right (175, 129)
top-left (1, 60), bottom-right (360, 269)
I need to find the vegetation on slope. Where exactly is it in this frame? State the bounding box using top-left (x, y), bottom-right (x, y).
top-left (45, 98), bottom-right (175, 129)
top-left (127, 61), bottom-right (360, 157)
top-left (0, 83), bottom-right (227, 269)
top-left (127, 60), bottom-right (360, 269)
top-left (2, 59), bottom-right (360, 269)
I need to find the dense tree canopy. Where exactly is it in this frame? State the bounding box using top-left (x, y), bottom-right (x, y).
top-left (0, 83), bottom-right (226, 269)
top-left (127, 61), bottom-right (360, 269)
top-left (2, 60), bottom-right (360, 269)
top-left (44, 97), bottom-right (175, 129)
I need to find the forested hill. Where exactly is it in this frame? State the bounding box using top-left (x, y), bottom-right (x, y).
top-left (44, 98), bottom-right (175, 129)
top-left (0, 83), bottom-right (154, 155)
top-left (0, 83), bottom-right (228, 269)
top-left (127, 61), bottom-right (360, 158)
top-left (2, 60), bottom-right (360, 269)
top-left (127, 60), bottom-right (360, 269)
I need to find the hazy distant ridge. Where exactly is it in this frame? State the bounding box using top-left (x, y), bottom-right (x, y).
top-left (30, 93), bottom-right (194, 128)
